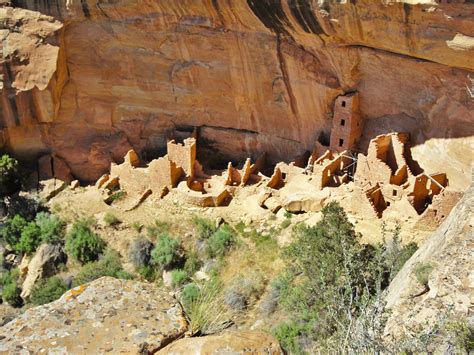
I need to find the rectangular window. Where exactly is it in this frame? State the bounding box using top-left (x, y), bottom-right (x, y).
top-left (342, 101), bottom-right (346, 107)
top-left (392, 189), bottom-right (397, 196)
top-left (339, 139), bottom-right (344, 147)
top-left (340, 119), bottom-right (345, 126)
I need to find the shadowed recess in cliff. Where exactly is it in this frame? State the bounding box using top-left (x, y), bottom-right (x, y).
top-left (247, 0), bottom-right (294, 35)
top-left (288, 0), bottom-right (325, 35)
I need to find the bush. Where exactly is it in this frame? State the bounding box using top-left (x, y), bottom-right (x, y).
top-left (150, 234), bottom-right (181, 270)
top-left (66, 218), bottom-right (105, 264)
top-left (16, 222), bottom-right (41, 254)
top-left (273, 322), bottom-right (307, 355)
top-left (0, 215), bottom-right (28, 251)
top-left (224, 274), bottom-right (265, 311)
top-left (281, 218), bottom-right (291, 229)
top-left (138, 265), bottom-right (157, 282)
top-left (207, 225), bottom-right (234, 258)
top-left (276, 202), bottom-right (390, 351)
top-left (30, 276), bottom-right (68, 305)
top-left (171, 269), bottom-right (188, 288)
top-left (193, 217), bottom-right (216, 240)
top-left (414, 262), bottom-right (434, 287)
top-left (0, 269), bottom-right (21, 307)
top-left (184, 251), bottom-right (202, 276)
top-left (35, 212), bottom-right (65, 244)
top-left (73, 250), bottom-right (133, 286)
top-left (146, 220), bottom-right (169, 238)
top-left (0, 154), bottom-right (19, 197)
top-left (2, 282), bottom-right (22, 307)
top-left (181, 283), bottom-right (200, 307)
top-left (104, 213), bottom-right (120, 226)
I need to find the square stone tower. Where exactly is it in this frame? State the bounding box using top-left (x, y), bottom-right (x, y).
top-left (329, 92), bottom-right (363, 153)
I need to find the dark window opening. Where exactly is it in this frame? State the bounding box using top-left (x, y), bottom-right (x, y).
top-left (392, 189), bottom-right (397, 196)
top-left (341, 101), bottom-right (346, 107)
top-left (340, 119), bottom-right (345, 126)
top-left (386, 201), bottom-right (391, 207)
top-left (339, 139), bottom-right (344, 147)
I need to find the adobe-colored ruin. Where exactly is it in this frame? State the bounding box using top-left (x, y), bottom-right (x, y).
top-left (329, 93), bottom-right (363, 153)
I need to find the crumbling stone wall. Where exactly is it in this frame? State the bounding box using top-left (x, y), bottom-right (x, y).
top-left (167, 138), bottom-right (196, 177)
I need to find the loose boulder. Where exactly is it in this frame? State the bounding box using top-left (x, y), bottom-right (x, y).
top-left (20, 244), bottom-right (67, 300)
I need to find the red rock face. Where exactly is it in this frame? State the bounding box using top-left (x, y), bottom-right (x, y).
top-left (0, 1), bottom-right (473, 187)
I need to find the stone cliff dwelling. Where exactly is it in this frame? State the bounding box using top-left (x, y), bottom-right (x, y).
top-left (88, 94), bottom-right (459, 230)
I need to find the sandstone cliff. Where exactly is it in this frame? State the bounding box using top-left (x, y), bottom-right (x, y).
top-left (0, 0), bottom-right (472, 187)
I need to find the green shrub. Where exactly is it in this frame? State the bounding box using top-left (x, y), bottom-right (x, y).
top-left (171, 269), bottom-right (188, 288)
top-left (181, 283), bottom-right (200, 307)
top-left (146, 220), bottom-right (169, 238)
top-left (193, 217), bottom-right (216, 240)
top-left (150, 234), bottom-right (181, 270)
top-left (414, 262), bottom-right (434, 287)
top-left (30, 276), bottom-right (68, 305)
top-left (0, 154), bottom-right (19, 197)
top-left (281, 218), bottom-right (291, 229)
top-left (138, 265), bottom-right (157, 281)
top-left (66, 218), bottom-right (105, 264)
top-left (73, 250), bottom-right (133, 286)
top-left (276, 202), bottom-right (387, 350)
top-left (207, 225), bottom-right (234, 258)
top-left (184, 251), bottom-right (202, 276)
top-left (17, 222), bottom-right (41, 254)
top-left (273, 322), bottom-right (307, 355)
top-left (0, 215), bottom-right (28, 250)
top-left (444, 318), bottom-right (474, 351)
top-left (104, 213), bottom-right (120, 226)
top-left (284, 211), bottom-right (293, 219)
top-left (35, 212), bottom-right (65, 244)
top-left (2, 282), bottom-right (22, 307)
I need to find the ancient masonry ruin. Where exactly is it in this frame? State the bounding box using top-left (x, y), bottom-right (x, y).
top-left (90, 92), bottom-right (460, 227)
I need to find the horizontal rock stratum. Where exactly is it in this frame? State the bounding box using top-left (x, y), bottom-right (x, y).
top-left (0, 0), bottom-right (472, 190)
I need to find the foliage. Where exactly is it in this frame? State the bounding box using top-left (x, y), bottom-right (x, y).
top-left (138, 265), bottom-right (157, 282)
top-left (30, 276), bottom-right (68, 305)
top-left (275, 202), bottom-right (391, 352)
top-left (183, 251), bottom-right (202, 276)
top-left (104, 213), bottom-right (120, 226)
top-left (73, 250), bottom-right (133, 286)
top-left (224, 273), bottom-right (265, 311)
top-left (183, 280), bottom-right (234, 336)
top-left (150, 234), bottom-right (181, 270)
top-left (444, 318), bottom-right (474, 351)
top-left (171, 269), bottom-right (188, 288)
top-left (35, 212), bottom-right (65, 244)
top-left (0, 215), bottom-right (28, 251)
top-left (273, 322), bottom-right (307, 355)
top-left (146, 220), bottom-right (169, 238)
top-left (381, 223), bottom-right (418, 282)
top-left (16, 222), bottom-right (41, 254)
top-left (2, 282), bottom-right (22, 307)
top-left (193, 216), bottom-right (216, 240)
top-left (66, 218), bottom-right (105, 264)
top-left (281, 218), bottom-right (291, 229)
top-left (414, 262), bottom-right (434, 287)
top-left (0, 269), bottom-right (22, 307)
top-left (284, 211), bottom-right (293, 219)
top-left (206, 224), bottom-right (234, 258)
top-left (181, 283), bottom-right (200, 308)
top-left (0, 154), bottom-right (19, 197)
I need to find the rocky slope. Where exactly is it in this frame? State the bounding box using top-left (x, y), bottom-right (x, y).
top-left (384, 183), bottom-right (473, 347)
top-left (0, 0), bottom-right (472, 188)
